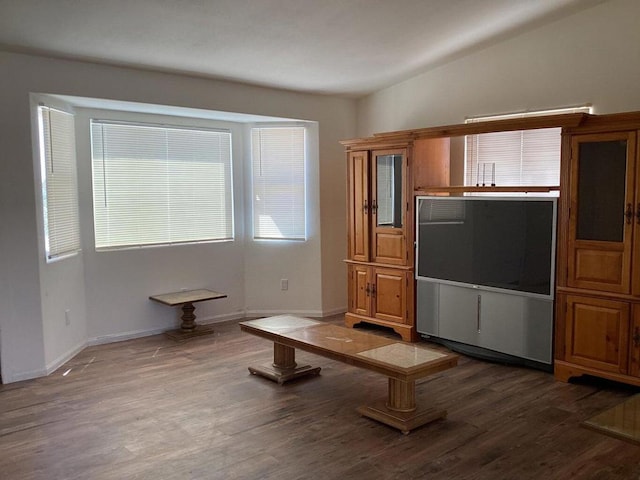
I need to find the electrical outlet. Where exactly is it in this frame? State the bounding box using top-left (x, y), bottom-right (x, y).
top-left (281, 279), bottom-right (288, 291)
top-left (65, 309), bottom-right (71, 326)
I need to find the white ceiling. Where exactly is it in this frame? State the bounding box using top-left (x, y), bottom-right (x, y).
top-left (0, 0), bottom-right (606, 97)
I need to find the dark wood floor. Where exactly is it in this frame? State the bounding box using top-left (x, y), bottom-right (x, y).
top-left (1, 315), bottom-right (639, 480)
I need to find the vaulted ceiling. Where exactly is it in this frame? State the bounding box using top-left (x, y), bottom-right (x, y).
top-left (0, 0), bottom-right (607, 97)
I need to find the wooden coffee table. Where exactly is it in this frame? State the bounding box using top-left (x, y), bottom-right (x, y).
top-left (240, 315), bottom-right (458, 434)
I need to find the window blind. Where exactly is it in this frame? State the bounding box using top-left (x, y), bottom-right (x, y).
top-left (251, 127), bottom-right (306, 240)
top-left (464, 107), bottom-right (591, 187)
top-left (376, 155), bottom-right (398, 226)
top-left (91, 121), bottom-right (233, 249)
top-left (465, 128), bottom-right (561, 186)
top-left (38, 106), bottom-right (81, 260)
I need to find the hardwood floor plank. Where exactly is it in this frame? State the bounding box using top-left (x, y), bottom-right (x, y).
top-left (1, 315), bottom-right (639, 479)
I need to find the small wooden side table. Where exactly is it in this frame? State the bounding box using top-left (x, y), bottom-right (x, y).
top-left (150, 289), bottom-right (226, 341)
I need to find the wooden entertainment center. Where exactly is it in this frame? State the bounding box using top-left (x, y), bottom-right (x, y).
top-left (342, 110), bottom-right (640, 387)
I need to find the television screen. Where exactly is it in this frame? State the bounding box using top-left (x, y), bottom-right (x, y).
top-left (416, 196), bottom-right (556, 298)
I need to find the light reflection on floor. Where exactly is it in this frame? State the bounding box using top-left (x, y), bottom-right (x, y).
top-left (583, 394), bottom-right (640, 445)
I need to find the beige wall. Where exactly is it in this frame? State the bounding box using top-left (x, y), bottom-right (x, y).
top-left (0, 51), bottom-right (355, 382)
top-left (357, 0), bottom-right (640, 136)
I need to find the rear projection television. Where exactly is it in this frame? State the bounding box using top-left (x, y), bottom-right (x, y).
top-left (416, 196), bottom-right (557, 299)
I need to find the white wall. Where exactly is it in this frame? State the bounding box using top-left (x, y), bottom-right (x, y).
top-left (243, 123), bottom-right (324, 317)
top-left (74, 109), bottom-right (250, 342)
top-left (357, 0), bottom-right (640, 136)
top-left (0, 51), bottom-right (355, 383)
top-left (29, 95), bottom-right (89, 377)
top-left (1, 78), bottom-right (46, 382)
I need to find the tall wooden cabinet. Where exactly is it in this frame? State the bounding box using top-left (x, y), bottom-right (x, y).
top-left (555, 118), bottom-right (640, 387)
top-left (345, 146), bottom-right (414, 340)
top-left (343, 138), bottom-right (450, 342)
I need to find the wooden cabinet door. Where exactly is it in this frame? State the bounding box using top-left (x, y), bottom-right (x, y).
top-left (348, 151), bottom-right (370, 262)
top-left (567, 132), bottom-right (636, 294)
top-left (564, 295), bottom-right (630, 374)
top-left (371, 149), bottom-right (407, 265)
top-left (349, 264), bottom-right (371, 317)
top-left (630, 305), bottom-right (640, 378)
top-left (372, 267), bottom-right (408, 324)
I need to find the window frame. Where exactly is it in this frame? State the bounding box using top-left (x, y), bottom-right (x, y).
top-left (250, 124), bottom-right (307, 242)
top-left (37, 105), bottom-right (82, 262)
top-left (90, 119), bottom-right (235, 251)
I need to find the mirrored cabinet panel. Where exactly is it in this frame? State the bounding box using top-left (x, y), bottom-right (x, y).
top-left (375, 153), bottom-right (403, 228)
top-left (371, 149), bottom-right (407, 265)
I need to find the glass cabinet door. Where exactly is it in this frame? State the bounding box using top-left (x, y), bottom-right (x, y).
top-left (576, 140), bottom-right (628, 242)
top-left (568, 132), bottom-right (636, 293)
top-left (371, 149), bottom-right (407, 265)
top-left (375, 154), bottom-right (403, 228)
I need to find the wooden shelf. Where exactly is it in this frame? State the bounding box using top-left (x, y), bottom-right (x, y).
top-left (414, 185), bottom-right (559, 195)
top-left (340, 113), bottom-right (592, 149)
top-left (373, 113), bottom-right (588, 140)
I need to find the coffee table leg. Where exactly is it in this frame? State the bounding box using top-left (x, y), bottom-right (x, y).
top-left (357, 378), bottom-right (447, 434)
top-left (388, 378), bottom-right (417, 412)
top-left (248, 342), bottom-right (321, 385)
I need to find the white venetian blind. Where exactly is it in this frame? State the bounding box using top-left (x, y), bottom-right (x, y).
top-left (91, 121), bottom-right (233, 249)
top-left (251, 127), bottom-right (306, 240)
top-left (465, 107), bottom-right (591, 187)
top-left (465, 128), bottom-right (561, 186)
top-left (375, 155), bottom-right (396, 226)
top-left (38, 106), bottom-right (81, 261)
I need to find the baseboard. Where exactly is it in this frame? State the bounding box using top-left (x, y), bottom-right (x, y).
top-left (2, 308), bottom-right (342, 383)
top-left (3, 341), bottom-right (87, 383)
top-left (87, 327), bottom-right (169, 346)
top-left (196, 311), bottom-right (246, 325)
top-left (320, 306), bottom-right (348, 317)
top-left (2, 342), bottom-right (87, 384)
top-left (45, 340), bottom-right (87, 376)
top-left (87, 310), bottom-right (246, 346)
top-left (4, 367), bottom-right (48, 383)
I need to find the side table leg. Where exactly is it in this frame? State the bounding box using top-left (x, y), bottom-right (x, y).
top-left (248, 342), bottom-right (321, 384)
top-left (357, 378), bottom-right (447, 434)
top-left (165, 302), bottom-right (215, 341)
top-left (180, 302), bottom-right (197, 330)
